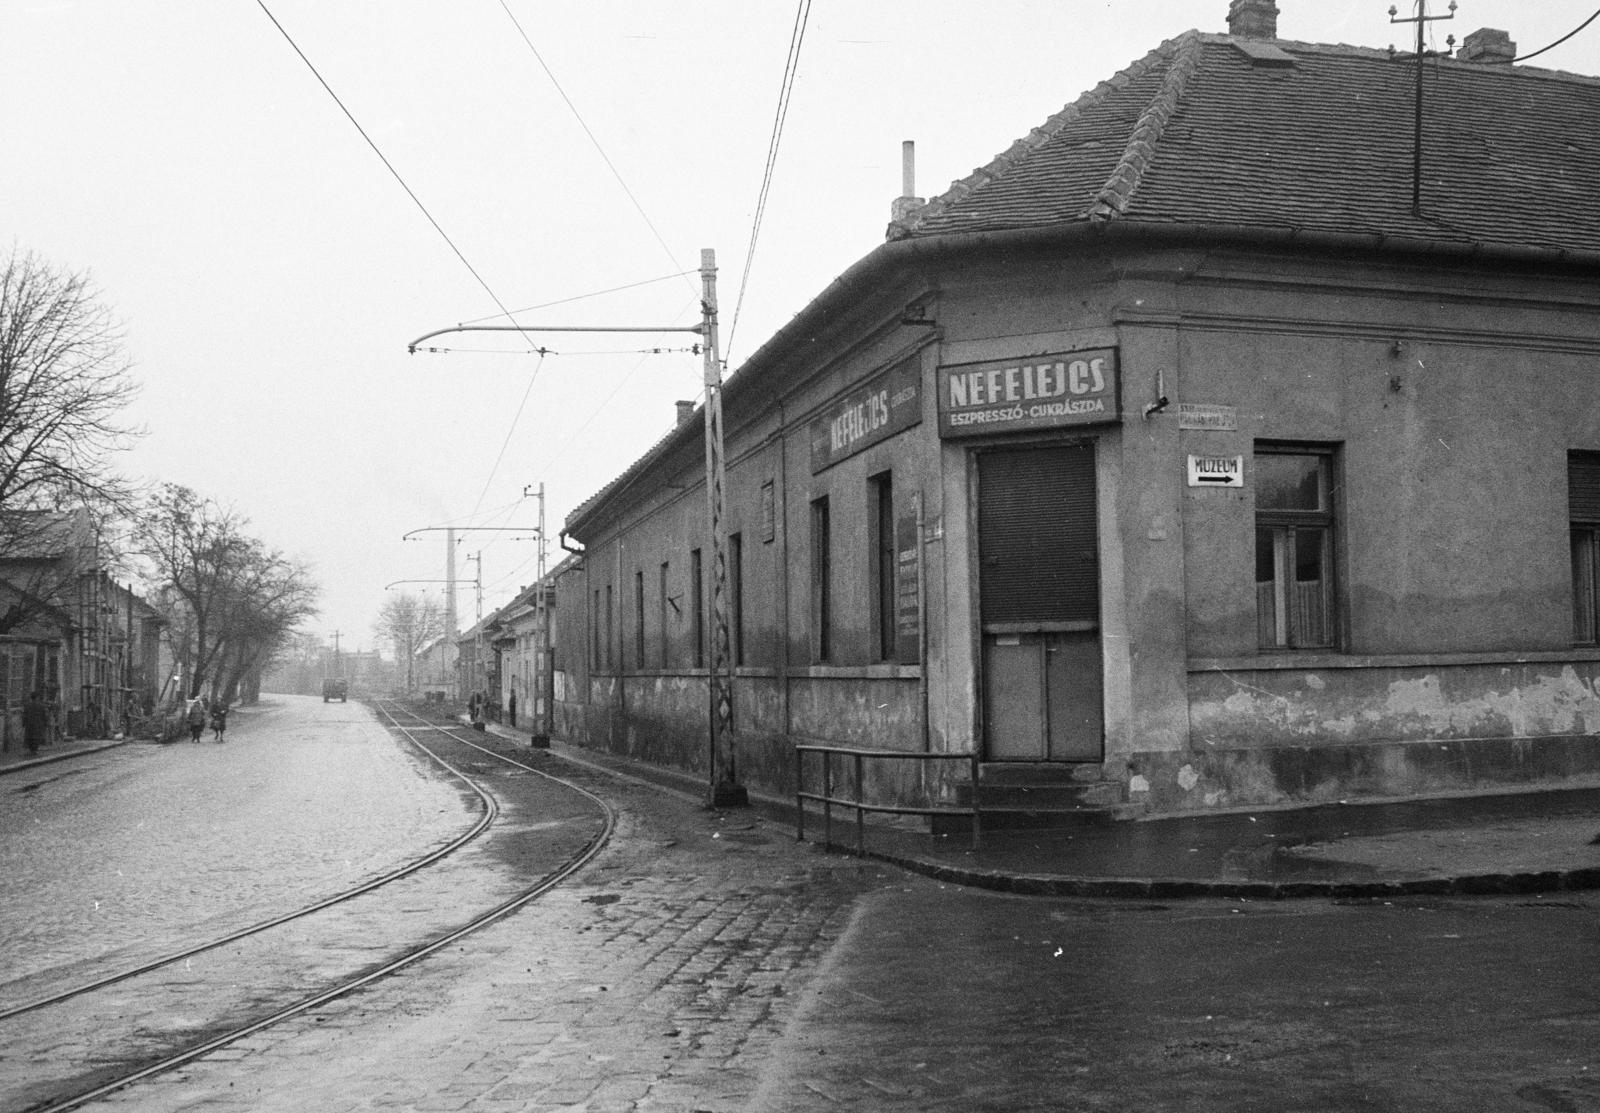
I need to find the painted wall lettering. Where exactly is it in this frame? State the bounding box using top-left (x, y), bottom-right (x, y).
top-left (810, 358), bottom-right (923, 473)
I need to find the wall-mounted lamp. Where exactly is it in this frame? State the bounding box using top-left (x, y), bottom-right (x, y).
top-left (901, 301), bottom-right (937, 328)
top-left (1143, 368), bottom-right (1170, 419)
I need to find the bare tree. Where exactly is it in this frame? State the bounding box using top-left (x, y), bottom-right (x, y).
top-left (374, 593), bottom-right (444, 694)
top-left (0, 247), bottom-right (141, 634)
top-left (133, 483), bottom-right (318, 700)
top-left (0, 247), bottom-right (139, 513)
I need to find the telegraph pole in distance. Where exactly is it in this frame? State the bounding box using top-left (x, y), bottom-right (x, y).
top-left (404, 247), bottom-right (744, 806)
top-left (701, 249), bottom-right (746, 808)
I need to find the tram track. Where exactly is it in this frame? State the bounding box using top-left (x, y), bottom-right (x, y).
top-left (2, 699), bottom-right (617, 1113)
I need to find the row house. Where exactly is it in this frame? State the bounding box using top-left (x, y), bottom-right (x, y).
top-left (0, 509), bottom-right (168, 748)
top-left (553, 2), bottom-right (1600, 820)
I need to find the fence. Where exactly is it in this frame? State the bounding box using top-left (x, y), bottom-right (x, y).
top-left (794, 744), bottom-right (982, 855)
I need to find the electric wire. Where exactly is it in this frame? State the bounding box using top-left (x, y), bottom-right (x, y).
top-left (726, 0), bottom-right (813, 363)
top-left (459, 270), bottom-right (695, 327)
top-left (253, 2), bottom-right (533, 344)
top-left (495, 0), bottom-right (696, 296)
top-left (1501, 7), bottom-right (1600, 63)
top-left (468, 352), bottom-right (546, 522)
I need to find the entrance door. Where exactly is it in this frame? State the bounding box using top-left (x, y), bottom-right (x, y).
top-left (978, 444), bottom-right (1103, 761)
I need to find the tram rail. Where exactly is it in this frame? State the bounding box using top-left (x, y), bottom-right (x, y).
top-left (4, 698), bottom-right (616, 1113)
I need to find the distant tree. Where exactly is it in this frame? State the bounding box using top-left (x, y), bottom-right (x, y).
top-left (0, 247), bottom-right (141, 633)
top-left (374, 593), bottom-right (445, 693)
top-left (133, 483), bottom-right (318, 701)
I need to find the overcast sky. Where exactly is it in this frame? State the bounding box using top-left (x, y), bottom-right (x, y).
top-left (6, 1), bottom-right (1597, 654)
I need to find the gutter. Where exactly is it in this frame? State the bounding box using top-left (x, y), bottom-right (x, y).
top-left (565, 218), bottom-right (1600, 534)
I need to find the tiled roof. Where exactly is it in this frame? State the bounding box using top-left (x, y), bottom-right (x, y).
top-left (896, 32), bottom-right (1600, 256)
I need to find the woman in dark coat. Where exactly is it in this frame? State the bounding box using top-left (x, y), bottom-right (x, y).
top-left (22, 691), bottom-right (48, 755)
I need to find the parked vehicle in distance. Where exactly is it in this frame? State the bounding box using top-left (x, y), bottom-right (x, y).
top-left (322, 678), bottom-right (348, 703)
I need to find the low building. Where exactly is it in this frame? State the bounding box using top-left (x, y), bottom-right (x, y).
top-left (0, 509), bottom-right (168, 746)
top-left (556, 2), bottom-right (1600, 817)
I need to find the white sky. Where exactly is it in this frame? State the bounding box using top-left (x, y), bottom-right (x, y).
top-left (5, 1), bottom-right (1597, 653)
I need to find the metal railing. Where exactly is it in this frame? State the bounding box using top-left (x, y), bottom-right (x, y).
top-left (794, 744), bottom-right (982, 855)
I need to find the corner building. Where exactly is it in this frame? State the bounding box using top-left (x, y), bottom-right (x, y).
top-left (558, 3), bottom-right (1600, 817)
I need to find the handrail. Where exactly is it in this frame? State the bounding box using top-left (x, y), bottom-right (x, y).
top-left (794, 744), bottom-right (981, 856)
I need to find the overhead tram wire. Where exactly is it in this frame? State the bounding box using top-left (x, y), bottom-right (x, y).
top-left (495, 1), bottom-right (697, 299)
top-left (726, 0), bottom-right (814, 364)
top-left (467, 351), bottom-right (547, 521)
top-left (253, 2), bottom-right (538, 348)
top-left (458, 270), bottom-right (696, 328)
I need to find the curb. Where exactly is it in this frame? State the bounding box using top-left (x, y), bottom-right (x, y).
top-left (0, 739), bottom-right (127, 775)
top-left (470, 718), bottom-right (1600, 901)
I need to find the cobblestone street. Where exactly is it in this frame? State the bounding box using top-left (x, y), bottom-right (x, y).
top-left (0, 698), bottom-right (470, 1004)
top-left (8, 698), bottom-right (1600, 1113)
top-left (80, 725), bottom-right (901, 1113)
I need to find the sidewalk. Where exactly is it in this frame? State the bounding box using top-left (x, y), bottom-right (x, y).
top-left (475, 716), bottom-right (1600, 899)
top-left (0, 735), bottom-right (128, 773)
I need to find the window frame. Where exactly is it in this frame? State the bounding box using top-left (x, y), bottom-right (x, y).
top-left (1254, 443), bottom-right (1340, 652)
top-left (811, 495), bottom-right (832, 663)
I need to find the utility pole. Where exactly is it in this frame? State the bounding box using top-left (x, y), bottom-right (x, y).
top-left (445, 528), bottom-right (458, 699)
top-left (1389, 0), bottom-right (1457, 216)
top-left (405, 247), bottom-right (744, 805)
top-left (525, 483), bottom-right (554, 747)
top-left (701, 249), bottom-right (746, 808)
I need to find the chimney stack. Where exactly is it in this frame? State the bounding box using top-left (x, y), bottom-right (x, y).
top-left (1458, 28), bottom-right (1516, 64)
top-left (1227, 0), bottom-right (1279, 39)
top-left (890, 140), bottom-right (925, 225)
top-left (675, 400), bottom-right (696, 426)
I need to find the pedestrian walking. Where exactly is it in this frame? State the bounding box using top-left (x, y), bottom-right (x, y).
top-left (210, 702), bottom-right (229, 743)
top-left (186, 699), bottom-right (207, 743)
top-left (22, 691), bottom-right (49, 756)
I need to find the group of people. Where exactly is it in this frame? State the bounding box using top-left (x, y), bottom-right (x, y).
top-left (185, 697), bottom-right (229, 743)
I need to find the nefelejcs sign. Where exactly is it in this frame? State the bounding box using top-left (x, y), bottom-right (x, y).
top-left (810, 357), bottom-right (922, 473)
top-left (939, 348), bottom-right (1119, 438)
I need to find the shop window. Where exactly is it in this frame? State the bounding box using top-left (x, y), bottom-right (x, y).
top-left (1570, 452), bottom-right (1600, 644)
top-left (634, 571), bottom-right (646, 670)
top-left (691, 548), bottom-right (704, 668)
top-left (729, 532), bottom-right (745, 667)
top-left (1255, 446), bottom-right (1337, 650)
top-left (659, 562), bottom-right (671, 667)
top-left (870, 472), bottom-right (895, 661)
top-left (811, 495), bottom-right (832, 662)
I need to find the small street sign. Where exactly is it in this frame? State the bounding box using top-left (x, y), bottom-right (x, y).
top-left (1187, 454), bottom-right (1244, 487)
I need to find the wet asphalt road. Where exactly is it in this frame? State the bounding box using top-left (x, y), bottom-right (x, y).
top-left (6, 697), bottom-right (1600, 1111)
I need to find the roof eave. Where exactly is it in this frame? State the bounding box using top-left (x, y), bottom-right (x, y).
top-left (564, 218), bottom-right (1600, 534)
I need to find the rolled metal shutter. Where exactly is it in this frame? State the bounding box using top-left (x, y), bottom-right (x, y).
top-left (978, 444), bottom-right (1099, 626)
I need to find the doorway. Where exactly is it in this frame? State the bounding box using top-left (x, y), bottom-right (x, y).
top-left (977, 444), bottom-right (1103, 761)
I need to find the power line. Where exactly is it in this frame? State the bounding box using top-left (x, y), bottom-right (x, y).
top-left (495, 0), bottom-right (696, 297)
top-left (254, 1), bottom-right (528, 334)
top-left (1501, 8), bottom-right (1600, 63)
top-left (459, 269), bottom-right (695, 327)
top-left (468, 352), bottom-right (547, 521)
top-left (726, 0), bottom-right (814, 363)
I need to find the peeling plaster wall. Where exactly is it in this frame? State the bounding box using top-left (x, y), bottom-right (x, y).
top-left (1190, 660), bottom-right (1600, 747)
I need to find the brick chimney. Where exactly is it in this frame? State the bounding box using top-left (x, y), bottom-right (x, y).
top-left (1227, 0), bottom-right (1279, 39)
top-left (1458, 28), bottom-right (1516, 63)
top-left (675, 400), bottom-right (696, 426)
